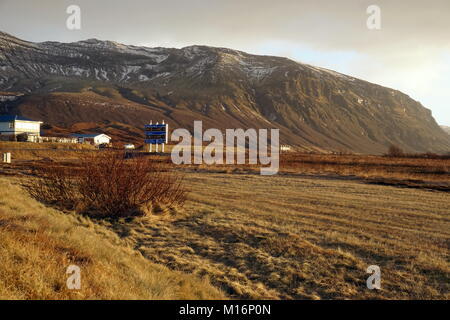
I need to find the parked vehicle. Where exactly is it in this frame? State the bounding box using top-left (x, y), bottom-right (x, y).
top-left (98, 143), bottom-right (111, 149)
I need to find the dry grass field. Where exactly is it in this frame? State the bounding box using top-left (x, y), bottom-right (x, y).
top-left (0, 142), bottom-right (97, 162)
top-left (281, 153), bottom-right (450, 183)
top-left (0, 177), bottom-right (224, 300)
top-left (99, 172), bottom-right (449, 299)
top-left (0, 143), bottom-right (449, 299)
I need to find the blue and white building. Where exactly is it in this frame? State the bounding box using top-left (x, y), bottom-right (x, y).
top-left (0, 115), bottom-right (43, 142)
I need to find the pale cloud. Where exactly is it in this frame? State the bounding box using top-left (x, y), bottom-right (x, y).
top-left (0, 0), bottom-right (449, 124)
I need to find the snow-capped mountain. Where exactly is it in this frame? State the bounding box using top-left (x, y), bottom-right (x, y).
top-left (1, 31), bottom-right (449, 153)
top-left (0, 31), bottom-right (293, 88)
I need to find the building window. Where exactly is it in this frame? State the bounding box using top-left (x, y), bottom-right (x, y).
top-left (8, 122), bottom-right (14, 129)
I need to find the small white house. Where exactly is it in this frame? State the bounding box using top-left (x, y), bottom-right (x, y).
top-left (71, 133), bottom-right (112, 145)
top-left (0, 115), bottom-right (43, 142)
top-left (124, 143), bottom-right (135, 150)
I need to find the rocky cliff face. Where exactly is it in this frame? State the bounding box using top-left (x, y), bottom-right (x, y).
top-left (442, 126), bottom-right (450, 135)
top-left (1, 31), bottom-right (449, 153)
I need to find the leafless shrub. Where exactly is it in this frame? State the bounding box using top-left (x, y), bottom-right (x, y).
top-left (27, 152), bottom-right (187, 218)
top-left (406, 152), bottom-right (450, 160)
top-left (386, 145), bottom-right (405, 157)
top-left (76, 152), bottom-right (187, 217)
top-left (27, 166), bottom-right (78, 209)
top-left (384, 145), bottom-right (450, 159)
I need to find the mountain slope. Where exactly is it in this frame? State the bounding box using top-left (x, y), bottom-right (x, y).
top-left (1, 31), bottom-right (449, 153)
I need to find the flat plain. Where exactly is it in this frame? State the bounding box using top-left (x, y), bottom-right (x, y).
top-left (0, 143), bottom-right (449, 299)
top-left (104, 171), bottom-right (450, 299)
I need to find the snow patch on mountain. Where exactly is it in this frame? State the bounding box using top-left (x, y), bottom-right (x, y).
top-left (308, 65), bottom-right (355, 81)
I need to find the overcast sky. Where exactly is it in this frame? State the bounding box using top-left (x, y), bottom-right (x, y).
top-left (0, 0), bottom-right (449, 125)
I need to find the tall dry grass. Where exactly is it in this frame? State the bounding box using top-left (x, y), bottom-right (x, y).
top-left (0, 177), bottom-right (225, 300)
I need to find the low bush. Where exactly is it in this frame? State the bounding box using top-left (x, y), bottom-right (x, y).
top-left (27, 152), bottom-right (187, 218)
top-left (27, 165), bottom-right (78, 209)
top-left (386, 144), bottom-right (405, 157)
top-left (384, 145), bottom-right (450, 159)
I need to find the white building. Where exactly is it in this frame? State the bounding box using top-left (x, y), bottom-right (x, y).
top-left (0, 115), bottom-right (43, 142)
top-left (71, 133), bottom-right (112, 145)
top-left (280, 145), bottom-right (292, 152)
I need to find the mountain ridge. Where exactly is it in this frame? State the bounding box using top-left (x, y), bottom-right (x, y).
top-left (0, 30), bottom-right (449, 153)
top-left (442, 125), bottom-right (450, 135)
